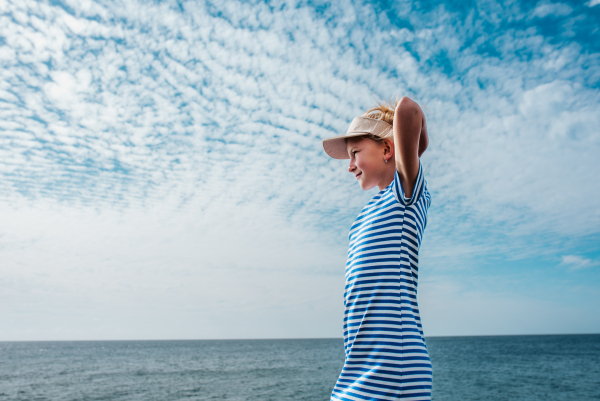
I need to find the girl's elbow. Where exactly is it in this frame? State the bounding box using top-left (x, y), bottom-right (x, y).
top-left (396, 96), bottom-right (420, 116)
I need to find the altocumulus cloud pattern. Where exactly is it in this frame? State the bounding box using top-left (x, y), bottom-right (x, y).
top-left (0, 0), bottom-right (599, 340)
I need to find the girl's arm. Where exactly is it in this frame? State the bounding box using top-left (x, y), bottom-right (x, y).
top-left (393, 96), bottom-right (428, 198)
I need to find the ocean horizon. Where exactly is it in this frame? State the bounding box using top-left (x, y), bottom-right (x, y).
top-left (4, 332), bottom-right (597, 342)
top-left (1, 334), bottom-right (599, 400)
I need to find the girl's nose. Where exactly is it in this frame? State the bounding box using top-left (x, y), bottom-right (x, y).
top-left (348, 160), bottom-right (356, 173)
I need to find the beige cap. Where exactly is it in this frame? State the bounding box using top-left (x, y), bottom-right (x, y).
top-left (323, 117), bottom-right (393, 159)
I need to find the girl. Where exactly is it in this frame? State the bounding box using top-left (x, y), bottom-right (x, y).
top-left (322, 97), bottom-right (432, 401)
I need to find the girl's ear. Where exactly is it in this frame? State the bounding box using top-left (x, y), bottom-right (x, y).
top-left (382, 138), bottom-right (394, 157)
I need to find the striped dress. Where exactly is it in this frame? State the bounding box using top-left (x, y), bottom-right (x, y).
top-left (331, 162), bottom-right (432, 401)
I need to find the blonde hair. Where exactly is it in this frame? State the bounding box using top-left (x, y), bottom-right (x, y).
top-left (358, 99), bottom-right (398, 142)
top-left (363, 99), bottom-right (397, 126)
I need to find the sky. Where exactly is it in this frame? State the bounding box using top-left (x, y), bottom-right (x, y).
top-left (0, 0), bottom-right (599, 341)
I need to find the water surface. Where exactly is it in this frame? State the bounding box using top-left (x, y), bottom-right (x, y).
top-left (1, 334), bottom-right (599, 400)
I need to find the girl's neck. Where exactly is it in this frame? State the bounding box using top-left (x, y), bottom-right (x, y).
top-left (377, 166), bottom-right (396, 191)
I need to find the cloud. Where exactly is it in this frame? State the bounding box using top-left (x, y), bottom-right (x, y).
top-left (561, 255), bottom-right (599, 270)
top-left (588, 0), bottom-right (600, 7)
top-left (1, 0), bottom-right (597, 250)
top-left (530, 2), bottom-right (573, 18)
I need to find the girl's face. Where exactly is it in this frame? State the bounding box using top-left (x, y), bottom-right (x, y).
top-left (346, 137), bottom-right (394, 191)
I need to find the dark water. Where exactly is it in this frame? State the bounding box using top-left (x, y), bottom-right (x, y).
top-left (1, 335), bottom-right (599, 400)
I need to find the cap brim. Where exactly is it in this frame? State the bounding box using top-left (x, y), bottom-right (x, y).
top-left (322, 132), bottom-right (369, 160)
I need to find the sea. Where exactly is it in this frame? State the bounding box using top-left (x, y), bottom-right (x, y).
top-left (1, 334), bottom-right (599, 401)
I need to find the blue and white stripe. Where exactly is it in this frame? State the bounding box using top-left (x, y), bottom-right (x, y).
top-left (332, 162), bottom-right (432, 401)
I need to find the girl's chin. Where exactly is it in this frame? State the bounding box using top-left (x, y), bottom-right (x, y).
top-left (358, 182), bottom-right (375, 191)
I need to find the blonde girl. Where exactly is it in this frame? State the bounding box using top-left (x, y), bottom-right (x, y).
top-left (323, 97), bottom-right (432, 401)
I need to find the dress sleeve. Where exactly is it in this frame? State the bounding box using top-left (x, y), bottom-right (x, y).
top-left (391, 161), bottom-right (425, 206)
